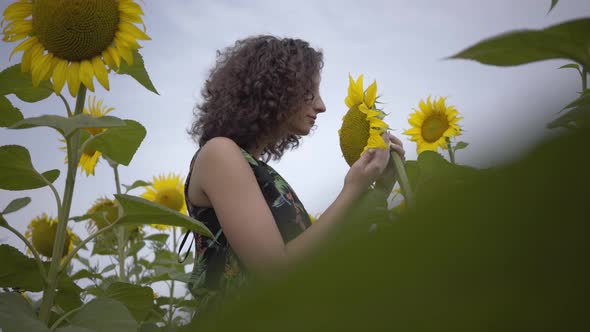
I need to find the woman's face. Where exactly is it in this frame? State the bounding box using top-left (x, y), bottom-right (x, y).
top-left (286, 74), bottom-right (326, 136)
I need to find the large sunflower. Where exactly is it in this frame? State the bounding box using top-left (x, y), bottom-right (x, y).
top-left (142, 173), bottom-right (187, 230)
top-left (339, 74), bottom-right (389, 166)
top-left (2, 0), bottom-right (150, 97)
top-left (61, 96), bottom-right (114, 176)
top-left (403, 96), bottom-right (462, 154)
top-left (25, 213), bottom-right (78, 258)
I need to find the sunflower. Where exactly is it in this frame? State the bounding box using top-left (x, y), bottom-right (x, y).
top-left (60, 96), bottom-right (114, 176)
top-left (339, 74), bottom-right (389, 166)
top-left (86, 197), bottom-right (119, 231)
top-left (25, 213), bottom-right (78, 258)
top-left (403, 96), bottom-right (462, 154)
top-left (2, 0), bottom-right (150, 97)
top-left (141, 173), bottom-right (187, 230)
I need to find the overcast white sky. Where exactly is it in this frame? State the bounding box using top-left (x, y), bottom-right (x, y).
top-left (1, 0), bottom-right (589, 298)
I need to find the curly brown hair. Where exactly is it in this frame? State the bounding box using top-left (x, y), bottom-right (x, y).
top-left (189, 35), bottom-right (324, 161)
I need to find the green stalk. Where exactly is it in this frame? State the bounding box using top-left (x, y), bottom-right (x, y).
top-left (391, 149), bottom-right (413, 207)
top-left (446, 138), bottom-right (456, 164)
top-left (39, 86), bottom-right (87, 323)
top-left (167, 226), bottom-right (178, 325)
top-left (112, 164), bottom-right (128, 282)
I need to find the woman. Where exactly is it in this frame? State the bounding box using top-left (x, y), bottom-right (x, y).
top-left (183, 35), bottom-right (404, 296)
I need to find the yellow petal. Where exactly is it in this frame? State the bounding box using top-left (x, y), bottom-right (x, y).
top-left (119, 1), bottom-right (144, 16)
top-left (31, 53), bottom-right (51, 86)
top-left (3, 2), bottom-right (32, 21)
top-left (118, 21), bottom-right (150, 40)
top-left (9, 35), bottom-right (37, 59)
top-left (116, 44), bottom-right (133, 65)
top-left (101, 50), bottom-right (116, 70)
top-left (21, 47), bottom-right (33, 72)
top-left (79, 60), bottom-right (95, 91)
top-left (92, 56), bottom-right (109, 90)
top-left (67, 62), bottom-right (81, 97)
top-left (364, 80), bottom-right (377, 108)
top-left (106, 46), bottom-right (121, 68)
top-left (52, 60), bottom-right (68, 95)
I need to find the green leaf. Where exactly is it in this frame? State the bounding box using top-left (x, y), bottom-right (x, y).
top-left (560, 90), bottom-right (590, 111)
top-left (55, 276), bottom-right (83, 312)
top-left (558, 63), bottom-right (580, 71)
top-left (454, 141), bottom-right (469, 151)
top-left (105, 282), bottom-right (155, 322)
top-left (115, 194), bottom-right (214, 238)
top-left (0, 292), bottom-right (50, 332)
top-left (449, 18), bottom-right (590, 69)
top-left (0, 145), bottom-right (60, 190)
top-left (10, 114), bottom-right (127, 137)
top-left (0, 95), bottom-right (23, 128)
top-left (0, 64), bottom-right (54, 102)
top-left (548, 0), bottom-right (559, 13)
top-left (547, 104), bottom-right (590, 129)
top-left (71, 269), bottom-right (102, 281)
top-left (101, 264), bottom-right (116, 274)
top-left (84, 120), bottom-right (146, 166)
top-left (127, 240), bottom-right (145, 257)
top-left (144, 233), bottom-right (169, 243)
top-left (117, 50), bottom-right (159, 95)
top-left (0, 214), bottom-right (7, 227)
top-left (139, 322), bottom-right (162, 332)
top-left (123, 180), bottom-right (152, 193)
top-left (2, 197), bottom-right (32, 214)
top-left (0, 244), bottom-right (44, 291)
top-left (54, 298), bottom-right (138, 332)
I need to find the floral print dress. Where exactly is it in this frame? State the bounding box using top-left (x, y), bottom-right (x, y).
top-left (182, 147), bottom-right (312, 303)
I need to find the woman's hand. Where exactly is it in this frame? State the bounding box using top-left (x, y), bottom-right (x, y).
top-left (375, 132), bottom-right (405, 192)
top-left (343, 133), bottom-right (392, 197)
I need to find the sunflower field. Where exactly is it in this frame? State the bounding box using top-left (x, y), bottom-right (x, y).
top-left (1, 0), bottom-right (589, 331)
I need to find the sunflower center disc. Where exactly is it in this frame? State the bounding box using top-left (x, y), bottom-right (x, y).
top-left (421, 114), bottom-right (449, 143)
top-left (339, 106), bottom-right (370, 166)
top-left (32, 0), bottom-right (119, 61)
top-left (155, 188), bottom-right (184, 211)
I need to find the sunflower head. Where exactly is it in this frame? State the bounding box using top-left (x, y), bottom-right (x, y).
top-left (2, 0), bottom-right (150, 96)
top-left (403, 96), bottom-right (462, 154)
top-left (25, 213), bottom-right (77, 258)
top-left (339, 74), bottom-right (388, 166)
top-left (142, 173), bottom-right (187, 230)
top-left (86, 197), bottom-right (120, 231)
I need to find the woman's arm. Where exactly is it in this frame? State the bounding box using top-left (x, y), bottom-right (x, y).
top-left (193, 136), bottom-right (393, 278)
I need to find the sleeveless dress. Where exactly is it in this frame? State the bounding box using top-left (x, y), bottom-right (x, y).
top-left (182, 147), bottom-right (312, 300)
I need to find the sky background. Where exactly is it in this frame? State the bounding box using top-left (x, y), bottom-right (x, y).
top-left (1, 0), bottom-right (589, 302)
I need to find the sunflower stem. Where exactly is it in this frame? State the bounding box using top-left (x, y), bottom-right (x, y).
top-left (391, 150), bottom-right (414, 207)
top-left (111, 163), bottom-right (128, 282)
top-left (59, 217), bottom-right (122, 274)
top-left (39, 85), bottom-right (86, 324)
top-left (446, 138), bottom-right (456, 164)
top-left (58, 94), bottom-right (73, 118)
top-left (167, 226), bottom-right (178, 326)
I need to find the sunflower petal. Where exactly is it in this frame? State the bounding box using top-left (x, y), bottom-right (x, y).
top-left (52, 60), bottom-right (68, 95)
top-left (92, 56), bottom-right (110, 90)
top-left (118, 21), bottom-right (150, 40)
top-left (79, 60), bottom-right (95, 91)
top-left (67, 62), bottom-right (81, 97)
top-left (364, 80), bottom-right (377, 108)
top-left (116, 44), bottom-right (133, 65)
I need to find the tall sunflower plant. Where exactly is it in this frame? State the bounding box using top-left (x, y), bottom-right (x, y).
top-left (0, 1), bottom-right (213, 330)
